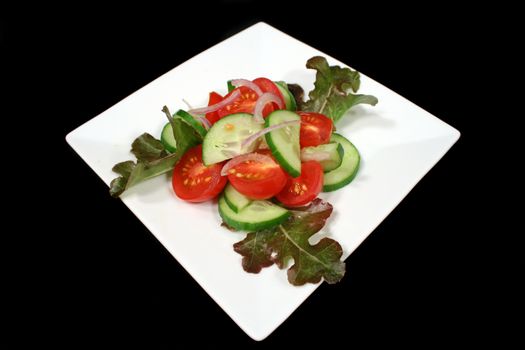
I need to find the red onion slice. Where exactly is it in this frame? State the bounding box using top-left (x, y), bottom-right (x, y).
top-left (253, 92), bottom-right (285, 123)
top-left (182, 98), bottom-right (193, 110)
top-left (230, 79), bottom-right (264, 96)
top-left (241, 119), bottom-right (300, 149)
top-left (192, 114), bottom-right (211, 130)
top-left (300, 149), bottom-right (331, 162)
top-left (188, 89), bottom-right (240, 115)
top-left (221, 153), bottom-right (275, 176)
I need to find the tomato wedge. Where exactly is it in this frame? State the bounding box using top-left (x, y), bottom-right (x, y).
top-left (276, 161), bottom-right (323, 207)
top-left (172, 145), bottom-right (227, 202)
top-left (205, 91), bottom-right (223, 125)
top-left (253, 77), bottom-right (286, 108)
top-left (217, 86), bottom-right (275, 119)
top-left (298, 111), bottom-right (333, 148)
top-left (227, 150), bottom-right (287, 200)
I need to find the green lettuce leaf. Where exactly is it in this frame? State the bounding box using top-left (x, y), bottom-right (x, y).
top-left (161, 106), bottom-right (202, 162)
top-left (112, 160), bottom-right (135, 178)
top-left (109, 106), bottom-right (203, 197)
top-left (109, 134), bottom-right (178, 197)
top-left (302, 56), bottom-right (378, 123)
top-left (233, 199), bottom-right (345, 285)
top-left (131, 133), bottom-right (167, 162)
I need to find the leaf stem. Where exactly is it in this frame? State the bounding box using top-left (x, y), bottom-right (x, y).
top-left (318, 84), bottom-right (332, 114)
top-left (278, 224), bottom-right (330, 269)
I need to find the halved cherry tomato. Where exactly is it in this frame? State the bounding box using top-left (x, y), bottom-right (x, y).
top-left (217, 86), bottom-right (274, 119)
top-left (205, 91), bottom-right (223, 125)
top-left (276, 161), bottom-right (323, 207)
top-left (253, 77), bottom-right (286, 108)
top-left (298, 111), bottom-right (333, 148)
top-left (172, 145), bottom-right (227, 202)
top-left (227, 150), bottom-right (287, 200)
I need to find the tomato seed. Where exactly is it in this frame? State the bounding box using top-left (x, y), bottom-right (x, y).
top-left (292, 182), bottom-right (302, 194)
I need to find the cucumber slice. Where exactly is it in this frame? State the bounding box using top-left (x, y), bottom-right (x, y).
top-left (202, 113), bottom-right (264, 166)
top-left (301, 142), bottom-right (344, 172)
top-left (175, 109), bottom-right (207, 139)
top-left (219, 195), bottom-right (289, 231)
top-left (323, 133), bottom-right (360, 192)
top-left (274, 81), bottom-right (297, 111)
top-left (160, 122), bottom-right (177, 153)
top-left (265, 110), bottom-right (301, 177)
top-left (223, 183), bottom-right (252, 213)
top-left (227, 80), bottom-right (235, 93)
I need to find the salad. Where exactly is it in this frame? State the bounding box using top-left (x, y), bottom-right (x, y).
top-left (109, 56), bottom-right (378, 286)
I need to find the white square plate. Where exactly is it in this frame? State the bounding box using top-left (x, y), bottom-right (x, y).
top-left (66, 22), bottom-right (459, 340)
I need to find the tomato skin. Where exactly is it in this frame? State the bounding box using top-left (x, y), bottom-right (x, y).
top-left (217, 85), bottom-right (276, 119)
top-left (227, 151), bottom-right (287, 200)
top-left (298, 112), bottom-right (333, 148)
top-left (205, 91), bottom-right (223, 125)
top-left (276, 161), bottom-right (324, 207)
top-left (217, 86), bottom-right (259, 118)
top-left (172, 145), bottom-right (227, 202)
top-left (252, 77), bottom-right (286, 108)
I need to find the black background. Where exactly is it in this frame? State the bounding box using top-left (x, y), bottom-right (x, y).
top-left (3, 2), bottom-right (519, 348)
